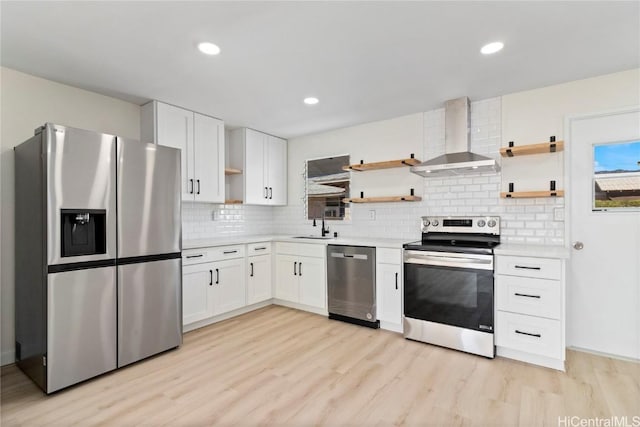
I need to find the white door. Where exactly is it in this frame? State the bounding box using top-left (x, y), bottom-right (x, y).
top-left (212, 258), bottom-right (246, 315)
top-left (298, 256), bottom-right (326, 309)
top-left (244, 129), bottom-right (267, 205)
top-left (568, 107), bottom-right (640, 359)
top-left (267, 136), bottom-right (287, 206)
top-left (247, 254), bottom-right (272, 305)
top-left (193, 114), bottom-right (224, 203)
top-left (156, 102), bottom-right (194, 200)
top-left (275, 254), bottom-right (298, 302)
top-left (183, 263), bottom-right (215, 325)
top-left (376, 263), bottom-right (402, 325)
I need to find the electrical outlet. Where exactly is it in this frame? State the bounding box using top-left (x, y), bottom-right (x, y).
top-left (369, 210), bottom-right (376, 220)
top-left (553, 207), bottom-right (564, 221)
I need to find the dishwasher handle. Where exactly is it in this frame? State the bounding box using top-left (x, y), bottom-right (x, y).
top-left (330, 252), bottom-right (368, 260)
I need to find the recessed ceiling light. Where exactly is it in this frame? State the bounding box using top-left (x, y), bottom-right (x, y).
top-left (480, 41), bottom-right (504, 55)
top-left (198, 42), bottom-right (221, 55)
top-left (303, 97), bottom-right (319, 105)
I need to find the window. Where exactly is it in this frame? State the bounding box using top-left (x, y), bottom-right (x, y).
top-left (593, 140), bottom-right (640, 210)
top-left (306, 155), bottom-right (350, 220)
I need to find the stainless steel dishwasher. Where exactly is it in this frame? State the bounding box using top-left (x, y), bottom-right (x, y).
top-left (327, 245), bottom-right (378, 328)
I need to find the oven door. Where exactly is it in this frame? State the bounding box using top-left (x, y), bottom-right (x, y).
top-left (403, 250), bottom-right (494, 333)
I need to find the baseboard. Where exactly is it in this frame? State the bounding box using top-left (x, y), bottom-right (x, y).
top-left (1, 349), bottom-right (16, 366)
top-left (567, 346), bottom-right (640, 363)
top-left (496, 346), bottom-right (565, 371)
top-left (380, 320), bottom-right (403, 334)
top-left (272, 299), bottom-right (328, 316)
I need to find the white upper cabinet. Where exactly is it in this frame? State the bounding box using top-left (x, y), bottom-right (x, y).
top-left (228, 128), bottom-right (287, 206)
top-left (142, 101), bottom-right (224, 203)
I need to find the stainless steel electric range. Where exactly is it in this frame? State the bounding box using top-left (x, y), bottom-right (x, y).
top-left (403, 216), bottom-right (500, 358)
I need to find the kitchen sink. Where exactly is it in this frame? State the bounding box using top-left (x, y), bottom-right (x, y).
top-left (293, 235), bottom-right (334, 240)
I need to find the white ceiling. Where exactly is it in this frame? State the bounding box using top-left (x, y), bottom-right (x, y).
top-left (1, 1), bottom-right (638, 138)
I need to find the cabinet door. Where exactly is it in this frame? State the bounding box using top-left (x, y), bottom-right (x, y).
top-left (183, 263), bottom-right (215, 325)
top-left (247, 254), bottom-right (272, 305)
top-left (244, 129), bottom-right (267, 205)
top-left (275, 254), bottom-right (298, 302)
top-left (193, 114), bottom-right (224, 203)
top-left (376, 263), bottom-right (402, 325)
top-left (212, 258), bottom-right (246, 315)
top-left (298, 256), bottom-right (326, 309)
top-left (267, 136), bottom-right (287, 206)
top-left (156, 102), bottom-right (194, 200)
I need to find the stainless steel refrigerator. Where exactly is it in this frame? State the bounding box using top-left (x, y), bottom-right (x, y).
top-left (14, 123), bottom-right (182, 393)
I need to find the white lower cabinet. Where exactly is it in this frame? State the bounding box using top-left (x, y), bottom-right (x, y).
top-left (182, 246), bottom-right (247, 329)
top-left (495, 254), bottom-right (565, 370)
top-left (274, 243), bottom-right (326, 311)
top-left (376, 248), bottom-right (403, 331)
top-left (247, 254), bottom-right (272, 305)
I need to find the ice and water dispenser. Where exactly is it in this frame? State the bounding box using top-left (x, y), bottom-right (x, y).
top-left (61, 209), bottom-right (106, 257)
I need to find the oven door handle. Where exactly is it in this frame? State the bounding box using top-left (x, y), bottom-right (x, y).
top-left (404, 253), bottom-right (493, 270)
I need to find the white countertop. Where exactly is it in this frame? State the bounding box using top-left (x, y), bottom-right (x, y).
top-left (494, 243), bottom-right (571, 259)
top-left (183, 234), bottom-right (409, 250)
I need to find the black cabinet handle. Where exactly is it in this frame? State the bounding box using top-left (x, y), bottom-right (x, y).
top-left (395, 272), bottom-right (398, 290)
top-left (515, 265), bottom-right (541, 271)
top-left (515, 330), bottom-right (541, 338)
top-left (223, 250), bottom-right (238, 255)
top-left (294, 261), bottom-right (297, 276)
top-left (196, 179), bottom-right (201, 195)
top-left (264, 187), bottom-right (268, 199)
top-left (215, 268), bottom-right (219, 284)
top-left (254, 247), bottom-right (267, 251)
top-left (269, 187), bottom-right (273, 199)
top-left (298, 262), bottom-right (302, 276)
top-left (209, 270), bottom-right (213, 286)
top-left (515, 293), bottom-right (541, 299)
top-left (189, 179), bottom-right (194, 194)
top-left (250, 262), bottom-right (254, 277)
top-left (186, 254), bottom-right (204, 259)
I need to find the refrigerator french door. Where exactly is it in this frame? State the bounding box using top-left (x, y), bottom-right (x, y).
top-left (116, 139), bottom-right (182, 367)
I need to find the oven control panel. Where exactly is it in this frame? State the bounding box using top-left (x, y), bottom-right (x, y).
top-left (421, 216), bottom-right (500, 235)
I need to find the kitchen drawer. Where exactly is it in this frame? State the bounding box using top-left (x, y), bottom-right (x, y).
top-left (377, 248), bottom-right (401, 265)
top-left (247, 242), bottom-right (271, 256)
top-left (209, 245), bottom-right (245, 261)
top-left (183, 248), bottom-right (216, 266)
top-left (496, 311), bottom-right (562, 359)
top-left (496, 255), bottom-right (561, 280)
top-left (496, 275), bottom-right (561, 320)
top-left (276, 242), bottom-right (325, 258)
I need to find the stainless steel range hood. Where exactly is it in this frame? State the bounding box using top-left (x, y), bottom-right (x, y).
top-left (411, 97), bottom-right (500, 177)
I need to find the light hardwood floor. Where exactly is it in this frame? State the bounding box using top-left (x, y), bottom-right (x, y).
top-left (2, 305), bottom-right (639, 426)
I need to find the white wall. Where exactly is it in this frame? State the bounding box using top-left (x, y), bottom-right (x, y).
top-left (0, 67), bottom-right (141, 365)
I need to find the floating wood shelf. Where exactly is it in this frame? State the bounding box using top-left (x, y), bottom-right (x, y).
top-left (224, 199), bottom-right (243, 204)
top-left (342, 156), bottom-right (421, 172)
top-left (342, 195), bottom-right (422, 203)
top-left (500, 190), bottom-right (565, 199)
top-left (224, 168), bottom-right (242, 175)
top-left (500, 140), bottom-right (564, 157)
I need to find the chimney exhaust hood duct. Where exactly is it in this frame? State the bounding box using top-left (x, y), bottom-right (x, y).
top-left (411, 97), bottom-right (500, 177)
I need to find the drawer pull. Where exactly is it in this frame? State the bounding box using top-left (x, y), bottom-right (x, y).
top-left (223, 250), bottom-right (238, 255)
top-left (515, 265), bottom-right (541, 271)
top-left (250, 262), bottom-right (254, 277)
top-left (254, 247), bottom-right (267, 251)
top-left (186, 254), bottom-right (204, 259)
top-left (215, 268), bottom-right (219, 284)
top-left (514, 293), bottom-right (541, 299)
top-left (294, 261), bottom-right (297, 276)
top-left (209, 270), bottom-right (213, 286)
top-left (515, 330), bottom-right (541, 338)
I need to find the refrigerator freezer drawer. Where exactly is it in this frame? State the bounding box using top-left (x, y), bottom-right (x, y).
top-left (47, 267), bottom-right (117, 393)
top-left (118, 258), bottom-right (182, 367)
